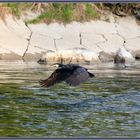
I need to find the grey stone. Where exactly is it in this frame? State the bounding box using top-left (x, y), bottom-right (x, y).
top-left (114, 47), bottom-right (135, 65)
top-left (99, 51), bottom-right (115, 63)
top-left (131, 50), bottom-right (140, 60)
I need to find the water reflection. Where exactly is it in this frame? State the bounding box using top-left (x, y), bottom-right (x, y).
top-left (0, 61), bottom-right (140, 137)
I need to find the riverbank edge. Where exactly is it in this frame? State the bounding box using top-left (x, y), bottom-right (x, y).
top-left (0, 14), bottom-right (140, 65)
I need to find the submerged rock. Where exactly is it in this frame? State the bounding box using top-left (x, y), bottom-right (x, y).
top-left (114, 47), bottom-right (135, 66)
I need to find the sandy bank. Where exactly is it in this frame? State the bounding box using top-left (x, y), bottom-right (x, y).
top-left (0, 14), bottom-right (140, 64)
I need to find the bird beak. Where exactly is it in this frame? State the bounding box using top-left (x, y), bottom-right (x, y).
top-left (88, 72), bottom-right (95, 77)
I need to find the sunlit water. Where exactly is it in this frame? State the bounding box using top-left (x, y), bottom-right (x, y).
top-left (0, 61), bottom-right (140, 138)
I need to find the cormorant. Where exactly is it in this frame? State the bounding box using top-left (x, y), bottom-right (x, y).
top-left (39, 63), bottom-right (95, 87)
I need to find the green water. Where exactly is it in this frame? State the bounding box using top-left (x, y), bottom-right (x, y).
top-left (0, 61), bottom-right (140, 138)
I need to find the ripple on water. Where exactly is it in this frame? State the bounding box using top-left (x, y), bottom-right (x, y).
top-left (1, 61), bottom-right (140, 137)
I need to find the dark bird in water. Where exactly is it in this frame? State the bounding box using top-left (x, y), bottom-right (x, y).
top-left (39, 63), bottom-right (95, 87)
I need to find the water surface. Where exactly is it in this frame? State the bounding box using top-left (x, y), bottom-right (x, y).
top-left (0, 61), bottom-right (140, 138)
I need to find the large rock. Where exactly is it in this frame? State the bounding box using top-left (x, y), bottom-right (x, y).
top-left (114, 47), bottom-right (135, 66)
top-left (131, 50), bottom-right (140, 60)
top-left (99, 51), bottom-right (115, 63)
top-left (38, 48), bottom-right (100, 65)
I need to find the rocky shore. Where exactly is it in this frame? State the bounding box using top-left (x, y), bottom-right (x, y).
top-left (0, 14), bottom-right (140, 65)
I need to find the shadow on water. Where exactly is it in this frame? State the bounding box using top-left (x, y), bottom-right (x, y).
top-left (0, 61), bottom-right (140, 137)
